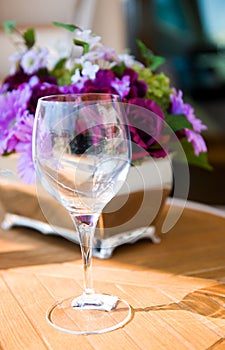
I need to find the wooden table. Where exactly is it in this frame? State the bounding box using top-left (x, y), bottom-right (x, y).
top-left (1, 200), bottom-right (225, 350)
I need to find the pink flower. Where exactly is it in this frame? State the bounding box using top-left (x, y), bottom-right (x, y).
top-left (170, 89), bottom-right (208, 155)
top-left (185, 129), bottom-right (207, 156)
top-left (170, 89), bottom-right (207, 133)
top-left (111, 75), bottom-right (130, 99)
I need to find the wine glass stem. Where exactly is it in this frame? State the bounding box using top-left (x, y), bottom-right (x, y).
top-left (71, 213), bottom-right (100, 297)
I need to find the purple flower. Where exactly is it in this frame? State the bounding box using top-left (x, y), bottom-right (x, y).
top-left (14, 111), bottom-right (34, 144)
top-left (14, 111), bottom-right (35, 184)
top-left (120, 68), bottom-right (147, 99)
top-left (16, 145), bottom-right (35, 184)
top-left (27, 82), bottom-right (62, 114)
top-left (111, 75), bottom-right (130, 99)
top-left (3, 68), bottom-right (32, 91)
top-left (3, 67), bottom-right (57, 92)
top-left (82, 69), bottom-right (117, 94)
top-left (126, 98), bottom-right (167, 159)
top-left (170, 89), bottom-right (207, 133)
top-left (185, 129), bottom-right (207, 156)
top-left (59, 84), bottom-right (80, 94)
top-left (0, 84), bottom-right (32, 154)
top-left (170, 89), bottom-right (208, 154)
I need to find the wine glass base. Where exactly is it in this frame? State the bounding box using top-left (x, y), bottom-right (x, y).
top-left (47, 294), bottom-right (132, 335)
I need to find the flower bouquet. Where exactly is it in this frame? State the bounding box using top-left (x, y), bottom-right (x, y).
top-left (0, 21), bottom-right (211, 256)
top-left (0, 21), bottom-right (210, 184)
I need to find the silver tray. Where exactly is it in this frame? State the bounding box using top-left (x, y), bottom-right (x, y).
top-left (1, 212), bottom-right (159, 259)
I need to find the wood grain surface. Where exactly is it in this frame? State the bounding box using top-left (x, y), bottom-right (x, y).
top-left (0, 202), bottom-right (225, 349)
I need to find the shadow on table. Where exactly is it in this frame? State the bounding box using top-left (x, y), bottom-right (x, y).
top-left (133, 283), bottom-right (225, 320)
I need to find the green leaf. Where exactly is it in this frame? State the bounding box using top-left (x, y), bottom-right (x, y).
top-left (136, 39), bottom-right (165, 71)
top-left (51, 67), bottom-right (71, 85)
top-left (73, 39), bottom-right (89, 54)
top-left (36, 68), bottom-right (49, 79)
top-left (111, 63), bottom-right (126, 76)
top-left (53, 21), bottom-right (80, 32)
top-left (150, 55), bottom-right (165, 71)
top-left (190, 151), bottom-right (213, 170)
top-left (50, 58), bottom-right (71, 84)
top-left (166, 113), bottom-right (193, 132)
top-left (23, 28), bottom-right (35, 48)
top-left (52, 57), bottom-right (67, 71)
top-left (2, 21), bottom-right (16, 34)
top-left (57, 71), bottom-right (72, 86)
top-left (172, 138), bottom-right (213, 170)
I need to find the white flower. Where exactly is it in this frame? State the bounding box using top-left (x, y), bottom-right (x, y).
top-left (21, 47), bottom-right (48, 74)
top-left (82, 46), bottom-right (119, 64)
top-left (47, 38), bottom-right (71, 69)
top-left (81, 61), bottom-right (99, 79)
top-left (71, 68), bottom-right (88, 89)
top-left (21, 50), bottom-right (37, 74)
top-left (38, 47), bottom-right (48, 67)
top-left (71, 68), bottom-right (82, 83)
top-left (65, 57), bottom-right (75, 70)
top-left (118, 53), bottom-right (144, 68)
top-left (74, 29), bottom-right (101, 50)
top-left (98, 59), bottom-right (117, 70)
top-left (9, 51), bottom-right (23, 74)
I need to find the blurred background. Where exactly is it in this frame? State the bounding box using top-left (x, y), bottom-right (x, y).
top-left (0, 0), bottom-right (224, 206)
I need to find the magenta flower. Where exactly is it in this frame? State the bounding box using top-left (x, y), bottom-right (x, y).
top-left (82, 69), bottom-right (117, 94)
top-left (59, 84), bottom-right (80, 94)
top-left (2, 68), bottom-right (32, 91)
top-left (120, 68), bottom-right (147, 99)
top-left (2, 68), bottom-right (57, 92)
top-left (126, 98), bottom-right (167, 159)
top-left (27, 82), bottom-right (62, 114)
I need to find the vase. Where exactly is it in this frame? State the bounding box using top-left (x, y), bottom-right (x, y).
top-left (0, 154), bottom-right (173, 258)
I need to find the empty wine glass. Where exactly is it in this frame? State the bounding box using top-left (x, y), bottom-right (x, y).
top-left (32, 93), bottom-right (132, 334)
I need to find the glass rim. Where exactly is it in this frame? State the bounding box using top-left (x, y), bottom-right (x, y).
top-left (38, 93), bottom-right (122, 104)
